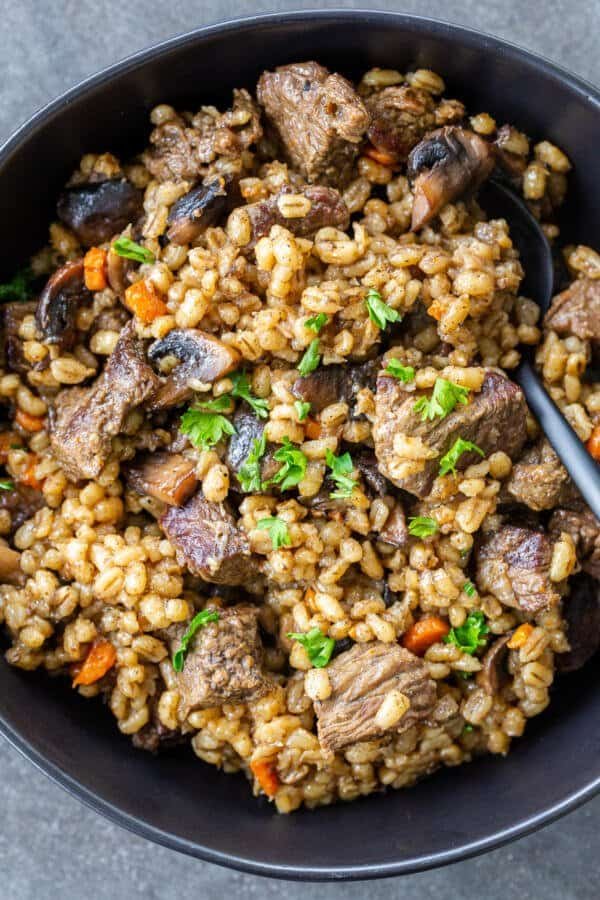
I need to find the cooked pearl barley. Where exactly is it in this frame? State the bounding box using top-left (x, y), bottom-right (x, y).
top-left (374, 691), bottom-right (410, 729)
top-left (304, 668), bottom-right (331, 701)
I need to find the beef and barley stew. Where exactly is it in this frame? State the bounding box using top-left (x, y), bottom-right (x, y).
top-left (0, 62), bottom-right (599, 812)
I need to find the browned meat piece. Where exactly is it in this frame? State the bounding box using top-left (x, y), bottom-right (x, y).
top-left (49, 322), bottom-right (160, 481)
top-left (3, 301), bottom-right (38, 373)
top-left (148, 328), bottom-right (241, 409)
top-left (556, 573), bottom-right (600, 672)
top-left (237, 185), bottom-right (349, 250)
top-left (57, 178), bottom-right (143, 247)
top-left (366, 86), bottom-right (436, 163)
top-left (292, 358), bottom-right (379, 414)
top-left (0, 483), bottom-right (44, 530)
top-left (373, 369), bottom-right (527, 499)
top-left (501, 438), bottom-right (574, 511)
top-left (476, 526), bottom-right (560, 615)
top-left (549, 507), bottom-right (600, 579)
top-left (124, 452), bottom-right (197, 506)
top-left (166, 174), bottom-right (239, 245)
top-left (36, 259), bottom-right (91, 351)
top-left (145, 90), bottom-right (262, 182)
top-left (160, 491), bottom-right (257, 585)
top-left (378, 503), bottom-right (408, 548)
top-left (257, 61), bottom-right (369, 184)
top-left (172, 605), bottom-right (270, 716)
top-left (477, 633), bottom-right (512, 695)
top-left (544, 278), bottom-right (600, 341)
top-left (314, 642), bottom-right (436, 754)
top-left (132, 695), bottom-right (185, 753)
top-left (407, 126), bottom-right (495, 230)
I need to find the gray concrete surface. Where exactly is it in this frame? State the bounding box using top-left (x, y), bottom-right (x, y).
top-left (1, 1), bottom-right (599, 896)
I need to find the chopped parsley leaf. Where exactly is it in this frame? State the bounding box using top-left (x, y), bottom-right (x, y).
top-left (195, 394), bottom-right (233, 413)
top-left (180, 406), bottom-right (235, 450)
top-left (439, 437), bottom-right (484, 476)
top-left (444, 611), bottom-right (489, 655)
top-left (268, 437), bottom-right (307, 491)
top-left (298, 339), bottom-right (321, 376)
top-left (365, 288), bottom-right (400, 330)
top-left (305, 313), bottom-right (328, 334)
top-left (287, 628), bottom-right (335, 668)
top-left (408, 516), bottom-right (439, 538)
top-left (256, 516), bottom-right (291, 550)
top-left (463, 581), bottom-right (477, 598)
top-left (230, 371), bottom-right (269, 419)
top-left (0, 480), bottom-right (13, 491)
top-left (413, 378), bottom-right (469, 422)
top-left (385, 359), bottom-right (415, 383)
top-left (294, 400), bottom-right (311, 422)
top-left (325, 449), bottom-right (357, 499)
top-left (173, 609), bottom-right (219, 672)
top-left (112, 236), bottom-right (155, 264)
top-left (238, 433), bottom-right (267, 493)
top-left (463, 723), bottom-right (474, 733)
top-left (0, 267), bottom-right (36, 302)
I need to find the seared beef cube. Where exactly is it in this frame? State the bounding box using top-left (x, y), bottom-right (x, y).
top-left (257, 61), bottom-right (369, 184)
top-left (160, 491), bottom-right (257, 585)
top-left (544, 278), bottom-right (600, 341)
top-left (0, 483), bottom-right (44, 529)
top-left (57, 178), bottom-right (143, 247)
top-left (556, 573), bottom-right (600, 672)
top-left (124, 452), bottom-right (198, 506)
top-left (549, 507), bottom-right (600, 579)
top-left (314, 642), bottom-right (436, 754)
top-left (373, 369), bottom-right (527, 498)
top-left (501, 439), bottom-right (574, 511)
top-left (366, 86), bottom-right (436, 163)
top-left (173, 605), bottom-right (270, 716)
top-left (476, 526), bottom-right (560, 615)
top-left (3, 301), bottom-right (38, 373)
top-left (49, 322), bottom-right (160, 481)
top-left (378, 503), bottom-right (408, 548)
top-left (292, 358), bottom-right (378, 414)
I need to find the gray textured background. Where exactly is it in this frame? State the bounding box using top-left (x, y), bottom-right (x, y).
top-left (1, 1), bottom-right (598, 897)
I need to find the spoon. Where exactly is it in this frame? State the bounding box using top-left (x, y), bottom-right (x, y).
top-left (478, 178), bottom-right (600, 519)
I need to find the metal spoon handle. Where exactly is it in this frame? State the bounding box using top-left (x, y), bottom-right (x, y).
top-left (515, 357), bottom-right (600, 519)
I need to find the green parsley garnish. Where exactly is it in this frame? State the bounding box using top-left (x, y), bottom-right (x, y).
top-left (287, 628), bottom-right (335, 668)
top-left (462, 724), bottom-right (474, 734)
top-left (305, 313), bottom-right (328, 334)
top-left (238, 434), bottom-right (266, 493)
top-left (365, 288), bottom-right (401, 330)
top-left (0, 480), bottom-right (13, 491)
top-left (325, 449), bottom-right (357, 499)
top-left (180, 406), bottom-right (235, 450)
top-left (256, 516), bottom-right (291, 550)
top-left (269, 437), bottom-right (307, 491)
top-left (298, 339), bottom-right (321, 376)
top-left (408, 516), bottom-right (439, 538)
top-left (0, 267), bottom-right (36, 302)
top-left (194, 394), bottom-right (233, 413)
top-left (413, 378), bottom-right (469, 422)
top-left (112, 236), bottom-right (155, 264)
top-left (463, 581), bottom-right (477, 598)
top-left (439, 437), bottom-right (484, 477)
top-left (444, 611), bottom-right (489, 655)
top-left (173, 609), bottom-right (219, 672)
top-left (230, 371), bottom-right (269, 419)
top-left (385, 359), bottom-right (415, 383)
top-left (294, 400), bottom-right (311, 422)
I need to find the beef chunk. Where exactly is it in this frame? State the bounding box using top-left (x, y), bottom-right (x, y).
top-left (3, 301), bottom-right (38, 373)
top-left (476, 526), bottom-right (560, 615)
top-left (49, 322), bottom-right (160, 481)
top-left (373, 369), bottom-right (527, 498)
top-left (124, 452), bottom-right (198, 506)
top-left (556, 573), bottom-right (600, 672)
top-left (0, 483), bottom-right (44, 530)
top-left (314, 642), bottom-right (436, 754)
top-left (173, 605), bottom-right (270, 716)
top-left (257, 61), bottom-right (369, 184)
top-left (237, 184), bottom-right (349, 250)
top-left (57, 178), bottom-right (143, 247)
top-left (160, 491), bottom-right (257, 585)
top-left (292, 358), bottom-right (379, 414)
top-left (366, 86), bottom-right (436, 163)
top-left (544, 278), bottom-right (600, 341)
top-left (549, 507), bottom-right (600, 579)
top-left (501, 438), bottom-right (573, 511)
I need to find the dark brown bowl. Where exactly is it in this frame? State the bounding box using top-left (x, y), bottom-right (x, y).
top-left (1, 9), bottom-right (599, 881)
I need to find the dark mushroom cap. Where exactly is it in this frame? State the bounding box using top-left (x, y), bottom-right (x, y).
top-left (57, 178), bottom-right (143, 247)
top-left (477, 632), bottom-right (513, 695)
top-left (556, 573), bottom-right (600, 673)
top-left (36, 259), bottom-right (90, 350)
top-left (106, 247), bottom-right (135, 298)
top-left (166, 175), bottom-right (235, 245)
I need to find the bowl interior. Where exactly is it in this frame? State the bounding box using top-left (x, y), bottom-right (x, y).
top-left (1, 11), bottom-right (599, 879)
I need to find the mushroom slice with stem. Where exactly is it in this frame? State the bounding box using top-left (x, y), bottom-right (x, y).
top-left (166, 174), bottom-right (239, 245)
top-left (477, 632), bottom-right (512, 695)
top-left (36, 259), bottom-right (91, 350)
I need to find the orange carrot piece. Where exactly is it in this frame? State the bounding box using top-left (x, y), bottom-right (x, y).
top-left (124, 280), bottom-right (168, 324)
top-left (0, 431), bottom-right (19, 464)
top-left (304, 418), bottom-right (322, 439)
top-left (507, 623), bottom-right (534, 650)
top-left (250, 758), bottom-right (280, 798)
top-left (84, 247), bottom-right (108, 291)
top-left (364, 145), bottom-right (399, 167)
top-left (72, 639), bottom-right (117, 687)
top-left (18, 454), bottom-right (42, 490)
top-left (586, 424), bottom-right (600, 461)
top-left (15, 409), bottom-right (45, 433)
top-left (402, 615), bottom-right (450, 656)
top-left (427, 300), bottom-right (444, 321)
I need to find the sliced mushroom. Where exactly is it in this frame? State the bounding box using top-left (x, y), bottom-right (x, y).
top-left (0, 543), bottom-right (24, 586)
top-left (556, 573), bottom-right (600, 673)
top-left (166, 174), bottom-right (238, 245)
top-left (407, 126), bottom-right (495, 230)
top-left (148, 328), bottom-right (241, 409)
top-left (477, 632), bottom-right (512, 695)
top-left (124, 451), bottom-right (198, 506)
top-left (106, 247), bottom-right (135, 298)
top-left (36, 259), bottom-right (90, 350)
top-left (57, 178), bottom-right (143, 247)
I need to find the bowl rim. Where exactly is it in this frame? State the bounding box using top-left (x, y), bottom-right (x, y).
top-left (1, 8), bottom-right (599, 881)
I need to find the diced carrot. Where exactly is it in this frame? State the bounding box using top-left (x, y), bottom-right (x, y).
top-left (124, 280), bottom-right (168, 324)
top-left (250, 758), bottom-right (280, 798)
top-left (586, 424), bottom-right (600, 461)
top-left (305, 418), bottom-right (322, 439)
top-left (15, 409), bottom-right (45, 433)
top-left (427, 300), bottom-right (444, 321)
top-left (402, 615), bottom-right (450, 656)
top-left (83, 247), bottom-right (108, 291)
top-left (364, 145), bottom-right (399, 167)
top-left (19, 455), bottom-right (43, 490)
top-left (0, 431), bottom-right (19, 464)
top-left (507, 623), bottom-right (534, 650)
top-left (72, 639), bottom-right (117, 687)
